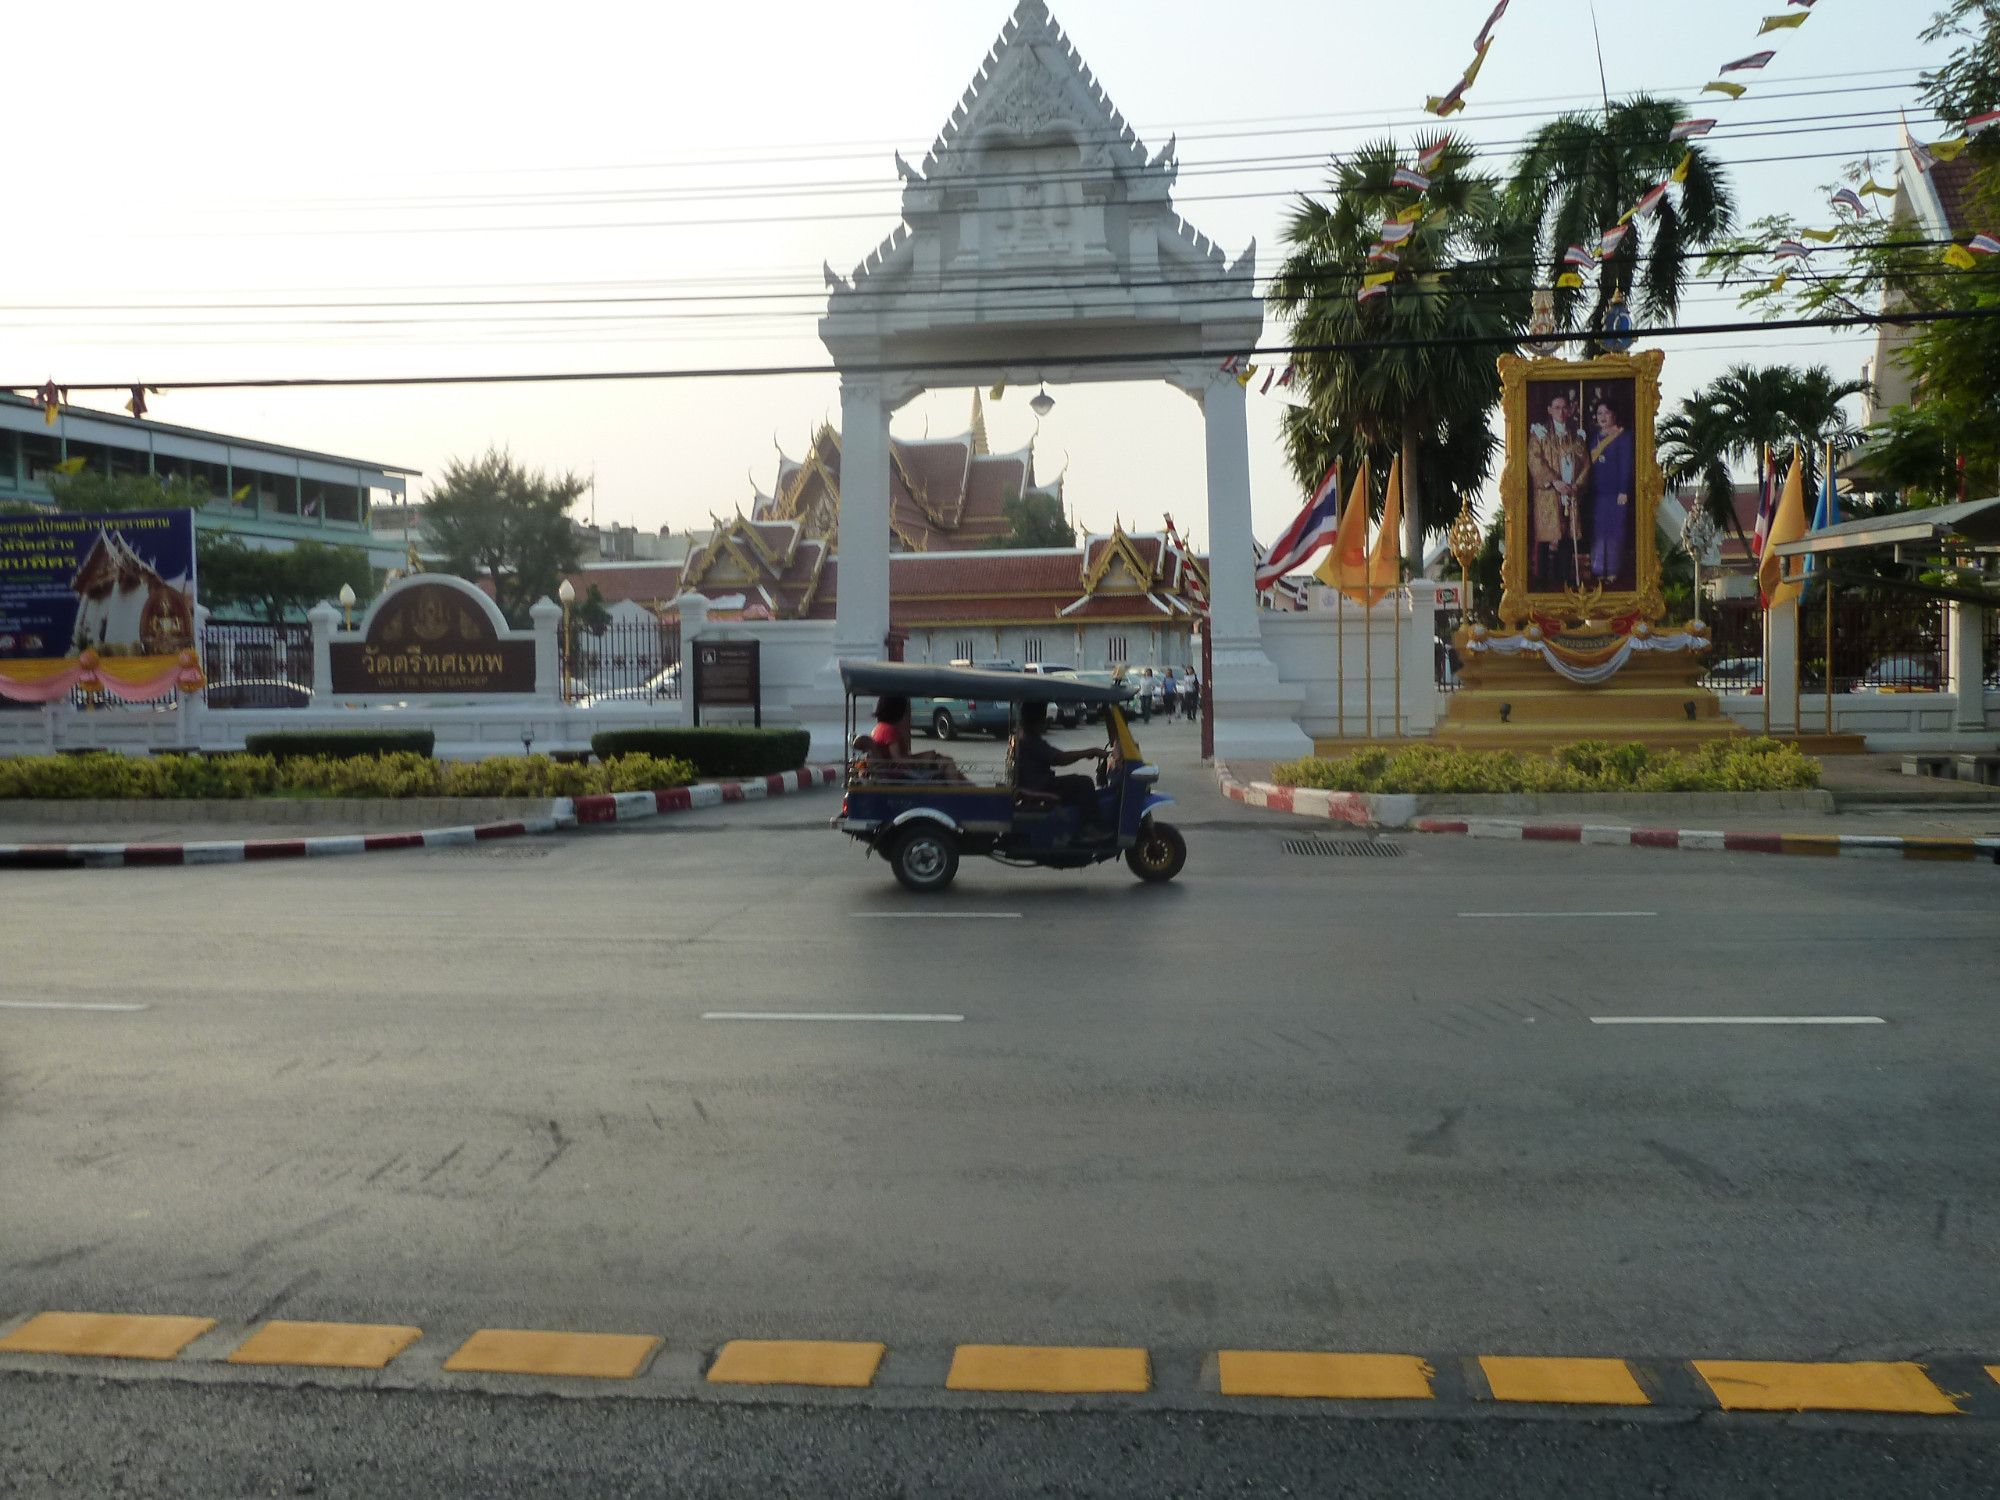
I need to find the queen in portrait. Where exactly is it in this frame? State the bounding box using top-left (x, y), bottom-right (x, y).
top-left (1585, 388), bottom-right (1636, 590)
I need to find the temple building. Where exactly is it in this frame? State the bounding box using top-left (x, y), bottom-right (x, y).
top-left (752, 392), bottom-right (1064, 554)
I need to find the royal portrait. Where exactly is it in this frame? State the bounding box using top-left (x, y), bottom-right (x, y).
top-left (1499, 351), bottom-right (1664, 625)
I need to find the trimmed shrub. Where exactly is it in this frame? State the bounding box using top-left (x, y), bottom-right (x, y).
top-left (0, 750), bottom-right (697, 800)
top-left (1270, 738), bottom-right (1821, 795)
top-left (591, 727), bottom-right (811, 778)
top-left (242, 729), bottom-right (435, 762)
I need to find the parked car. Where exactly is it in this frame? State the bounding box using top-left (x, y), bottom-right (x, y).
top-left (1704, 656), bottom-right (1764, 692)
top-left (918, 660), bottom-right (1019, 739)
top-left (1022, 663), bottom-right (1086, 727)
top-left (577, 663), bottom-right (681, 708)
top-left (204, 680), bottom-right (312, 709)
top-left (1856, 654), bottom-right (1943, 693)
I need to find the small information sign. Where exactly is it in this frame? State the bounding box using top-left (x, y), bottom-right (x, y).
top-left (693, 639), bottom-right (760, 726)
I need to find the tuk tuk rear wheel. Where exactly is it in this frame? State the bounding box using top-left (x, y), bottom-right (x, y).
top-left (889, 824), bottom-right (960, 892)
top-left (1126, 820), bottom-right (1187, 883)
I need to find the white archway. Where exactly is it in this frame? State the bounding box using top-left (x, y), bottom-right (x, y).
top-left (817, 1), bottom-right (1309, 756)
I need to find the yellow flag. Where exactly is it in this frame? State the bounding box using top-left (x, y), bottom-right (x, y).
top-left (1362, 270), bottom-right (1397, 289)
top-left (43, 402), bottom-right (58, 427)
top-left (1368, 455), bottom-right (1404, 605)
top-left (1703, 81), bottom-right (1748, 99)
top-left (1461, 37), bottom-right (1494, 89)
top-left (1932, 136), bottom-right (1971, 162)
top-left (1556, 271), bottom-right (1584, 288)
top-left (1858, 179), bottom-right (1897, 198)
top-left (1672, 151), bottom-right (1694, 184)
top-left (1800, 228), bottom-right (1838, 243)
top-left (1395, 204), bottom-right (1425, 224)
top-left (1315, 459), bottom-right (1373, 604)
top-left (1236, 364), bottom-right (1258, 387)
top-left (1759, 447), bottom-right (1809, 609)
top-left (234, 483), bottom-right (253, 501)
top-left (53, 456), bottom-right (87, 476)
top-left (1757, 12), bottom-right (1808, 32)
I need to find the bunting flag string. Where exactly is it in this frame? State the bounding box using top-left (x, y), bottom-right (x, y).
top-left (1425, 1), bottom-right (1507, 117)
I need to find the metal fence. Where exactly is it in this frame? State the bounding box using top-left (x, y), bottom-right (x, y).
top-left (200, 622), bottom-right (314, 708)
top-left (1697, 598), bottom-right (1763, 692)
top-left (563, 617), bottom-right (681, 706)
top-left (1801, 592), bottom-right (1946, 694)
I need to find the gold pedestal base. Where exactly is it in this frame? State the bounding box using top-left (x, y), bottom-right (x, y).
top-left (1434, 650), bottom-right (1746, 754)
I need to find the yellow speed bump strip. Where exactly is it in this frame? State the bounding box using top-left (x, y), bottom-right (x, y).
top-left (1218, 1351), bottom-right (1434, 1400)
top-left (228, 1321), bottom-right (422, 1370)
top-left (707, 1340), bottom-right (885, 1388)
top-left (442, 1329), bottom-right (661, 1379)
top-left (1479, 1356), bottom-right (1649, 1406)
top-left (947, 1344), bottom-right (1150, 1394)
top-left (0, 1312), bottom-right (214, 1361)
top-left (1694, 1360), bottom-right (1960, 1414)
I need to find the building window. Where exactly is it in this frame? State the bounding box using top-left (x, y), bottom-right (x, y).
top-left (954, 638), bottom-right (975, 662)
top-left (1107, 635), bottom-right (1128, 663)
top-left (1023, 636), bottom-right (1044, 664)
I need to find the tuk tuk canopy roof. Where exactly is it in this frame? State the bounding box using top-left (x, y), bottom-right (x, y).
top-left (839, 659), bottom-right (1136, 706)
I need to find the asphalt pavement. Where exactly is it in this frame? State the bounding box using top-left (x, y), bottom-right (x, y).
top-left (3, 718), bottom-right (1995, 1496)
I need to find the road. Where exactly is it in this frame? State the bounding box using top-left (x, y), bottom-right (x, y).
top-left (3, 721), bottom-right (1995, 1495)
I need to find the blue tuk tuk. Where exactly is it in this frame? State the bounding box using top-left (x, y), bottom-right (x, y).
top-left (833, 660), bottom-right (1187, 893)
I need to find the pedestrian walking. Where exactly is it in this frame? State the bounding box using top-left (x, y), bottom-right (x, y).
top-left (1184, 668), bottom-right (1200, 723)
top-left (1161, 668), bottom-right (1180, 721)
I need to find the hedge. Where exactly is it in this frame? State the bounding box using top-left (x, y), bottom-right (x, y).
top-left (591, 726), bottom-right (811, 778)
top-left (242, 729), bottom-right (436, 762)
top-left (0, 750), bottom-right (696, 800)
top-left (1269, 738), bottom-right (1822, 795)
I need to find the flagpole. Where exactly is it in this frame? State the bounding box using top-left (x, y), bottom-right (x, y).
top-left (1824, 440), bottom-right (1835, 737)
top-left (1335, 461), bottom-right (1347, 740)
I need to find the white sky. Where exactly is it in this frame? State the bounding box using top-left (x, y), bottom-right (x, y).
top-left (5, 1), bottom-right (1947, 549)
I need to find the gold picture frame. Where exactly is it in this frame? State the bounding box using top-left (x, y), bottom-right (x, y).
top-left (1497, 349), bottom-right (1666, 627)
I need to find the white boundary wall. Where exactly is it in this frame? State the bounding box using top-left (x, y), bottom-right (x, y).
top-left (1258, 581), bottom-right (1442, 742)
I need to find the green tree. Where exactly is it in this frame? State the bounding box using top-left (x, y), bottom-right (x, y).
top-left (1270, 134), bottom-right (1529, 572)
top-left (421, 448), bottom-right (587, 626)
top-left (197, 533), bottom-right (375, 624)
top-left (1506, 95), bottom-right (1735, 347)
top-left (1707, 8), bottom-right (2000, 503)
top-left (44, 469), bottom-right (213, 514)
top-left (1656, 364), bottom-right (1867, 536)
top-left (980, 488), bottom-right (1075, 549)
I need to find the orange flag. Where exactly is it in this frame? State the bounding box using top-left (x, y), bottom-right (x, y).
top-left (1367, 455), bottom-right (1405, 604)
top-left (1315, 458), bottom-right (1373, 603)
top-left (1759, 446), bottom-right (1810, 609)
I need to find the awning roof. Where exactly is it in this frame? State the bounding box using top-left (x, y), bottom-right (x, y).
top-left (838, 659), bottom-right (1134, 705)
top-left (1772, 495), bottom-right (2000, 556)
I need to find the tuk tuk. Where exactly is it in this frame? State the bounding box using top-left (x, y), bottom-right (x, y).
top-left (834, 660), bottom-right (1188, 893)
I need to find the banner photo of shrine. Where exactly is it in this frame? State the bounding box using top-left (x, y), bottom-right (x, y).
top-left (0, 508), bottom-right (204, 703)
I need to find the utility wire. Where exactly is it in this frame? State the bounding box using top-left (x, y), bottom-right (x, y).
top-left (10, 306), bottom-right (1994, 396)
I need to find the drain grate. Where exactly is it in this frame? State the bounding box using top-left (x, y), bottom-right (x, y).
top-left (1283, 837), bottom-right (1404, 858)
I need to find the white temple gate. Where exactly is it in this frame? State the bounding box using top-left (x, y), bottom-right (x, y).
top-left (815, 0), bottom-right (1311, 757)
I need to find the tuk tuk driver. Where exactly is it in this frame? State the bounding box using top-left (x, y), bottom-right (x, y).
top-left (1015, 701), bottom-right (1109, 829)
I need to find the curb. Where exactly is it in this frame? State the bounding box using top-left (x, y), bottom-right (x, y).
top-left (1411, 818), bottom-right (2000, 862)
top-left (1214, 762), bottom-right (2000, 864)
top-left (1213, 762), bottom-right (1415, 828)
top-left (0, 765), bottom-right (842, 870)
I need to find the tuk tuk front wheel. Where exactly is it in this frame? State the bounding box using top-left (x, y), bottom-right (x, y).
top-left (1126, 820), bottom-right (1187, 883)
top-left (889, 824), bottom-right (960, 892)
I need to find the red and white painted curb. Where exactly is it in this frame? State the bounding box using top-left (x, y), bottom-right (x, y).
top-left (1215, 761), bottom-right (2000, 864)
top-left (1411, 817), bottom-right (2000, 862)
top-left (1214, 762), bottom-right (1415, 828)
top-left (0, 765), bottom-right (842, 870)
top-left (565, 765), bottom-right (838, 825)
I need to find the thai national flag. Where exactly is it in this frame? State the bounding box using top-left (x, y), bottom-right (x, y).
top-left (1392, 167), bottom-right (1432, 192)
top-left (1971, 234), bottom-right (2000, 256)
top-left (1255, 464), bottom-right (1345, 588)
top-left (1671, 118), bottom-right (1716, 141)
top-left (1750, 453), bottom-right (1777, 559)
top-left (1830, 188), bottom-right (1865, 215)
top-left (1562, 243), bottom-right (1593, 269)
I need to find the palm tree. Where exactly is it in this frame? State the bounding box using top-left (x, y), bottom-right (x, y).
top-left (1657, 364), bottom-right (1869, 536)
top-left (1507, 96), bottom-right (1735, 347)
top-left (1270, 135), bottom-right (1530, 572)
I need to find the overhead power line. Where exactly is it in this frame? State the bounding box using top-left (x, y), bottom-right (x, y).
top-left (9, 306), bottom-right (1991, 397)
